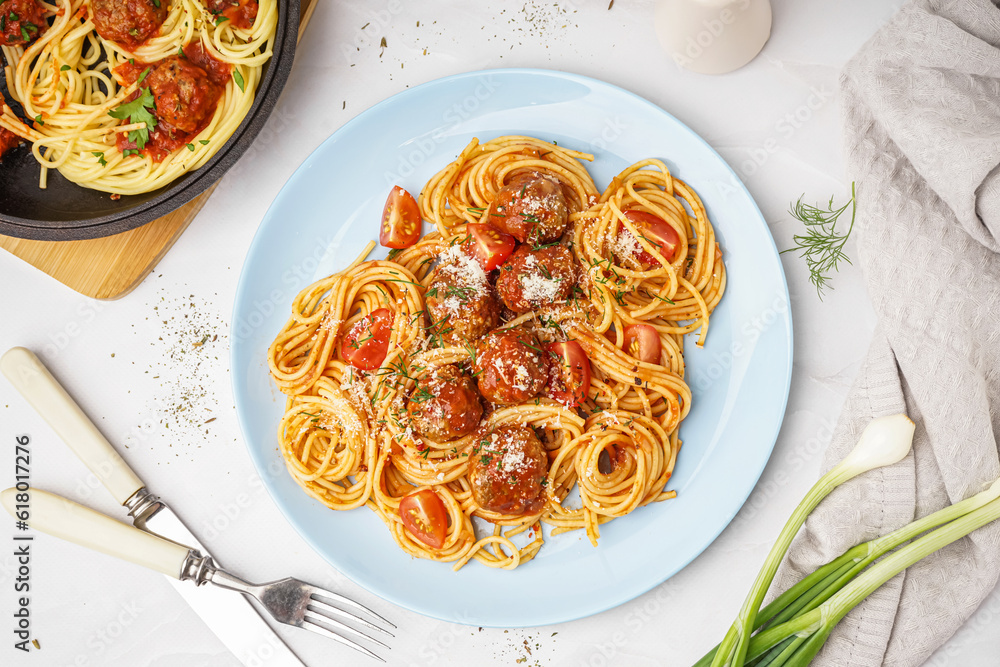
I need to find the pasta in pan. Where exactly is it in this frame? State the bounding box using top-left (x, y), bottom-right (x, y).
top-left (0, 0), bottom-right (276, 193)
top-left (268, 135), bottom-right (726, 570)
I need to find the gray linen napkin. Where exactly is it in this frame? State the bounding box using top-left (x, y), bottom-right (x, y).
top-left (773, 1), bottom-right (1000, 665)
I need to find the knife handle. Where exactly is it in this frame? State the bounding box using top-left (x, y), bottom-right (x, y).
top-left (1, 487), bottom-right (190, 578)
top-left (1, 347), bottom-right (144, 505)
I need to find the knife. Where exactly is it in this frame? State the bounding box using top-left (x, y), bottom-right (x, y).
top-left (1, 347), bottom-right (306, 667)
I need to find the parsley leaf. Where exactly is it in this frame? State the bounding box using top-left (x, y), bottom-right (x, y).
top-left (215, 15), bottom-right (229, 26)
top-left (91, 151), bottom-right (107, 166)
top-left (232, 69), bottom-right (245, 92)
top-left (60, 64), bottom-right (71, 72)
top-left (108, 86), bottom-right (157, 151)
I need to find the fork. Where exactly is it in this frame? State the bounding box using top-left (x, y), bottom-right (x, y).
top-left (2, 487), bottom-right (395, 661)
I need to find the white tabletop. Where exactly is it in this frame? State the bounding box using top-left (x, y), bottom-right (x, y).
top-left (2, 1), bottom-right (998, 665)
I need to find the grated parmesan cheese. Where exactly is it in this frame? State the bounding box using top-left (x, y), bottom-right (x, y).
top-left (500, 444), bottom-right (530, 473)
top-left (520, 273), bottom-right (565, 303)
top-left (437, 245), bottom-right (489, 292)
top-left (612, 229), bottom-right (641, 259)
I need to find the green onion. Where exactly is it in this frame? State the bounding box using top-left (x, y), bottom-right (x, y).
top-left (709, 414), bottom-right (915, 667)
top-left (696, 473), bottom-right (1000, 664)
top-left (699, 415), bottom-right (1000, 667)
top-left (737, 479), bottom-right (1000, 666)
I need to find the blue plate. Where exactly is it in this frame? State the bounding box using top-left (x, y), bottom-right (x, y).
top-left (231, 68), bottom-right (792, 628)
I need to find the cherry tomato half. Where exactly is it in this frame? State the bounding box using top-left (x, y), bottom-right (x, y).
top-left (379, 186), bottom-right (421, 249)
top-left (619, 210), bottom-right (680, 266)
top-left (462, 223), bottom-right (516, 271)
top-left (545, 340), bottom-right (592, 408)
top-left (341, 308), bottom-right (394, 370)
top-left (622, 324), bottom-right (661, 364)
top-left (399, 489), bottom-right (448, 549)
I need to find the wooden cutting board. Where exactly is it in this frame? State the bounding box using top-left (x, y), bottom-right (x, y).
top-left (0, 0), bottom-right (318, 300)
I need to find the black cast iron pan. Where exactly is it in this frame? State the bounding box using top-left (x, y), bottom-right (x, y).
top-left (0, 0), bottom-right (298, 241)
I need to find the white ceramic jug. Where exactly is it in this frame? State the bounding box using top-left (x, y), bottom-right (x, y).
top-left (655, 0), bottom-right (773, 74)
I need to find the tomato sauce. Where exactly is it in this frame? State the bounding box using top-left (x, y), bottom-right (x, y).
top-left (114, 59), bottom-right (153, 87)
top-left (207, 0), bottom-right (258, 30)
top-left (183, 41), bottom-right (232, 86)
top-left (0, 0), bottom-right (47, 47)
top-left (112, 44), bottom-right (231, 163)
top-left (0, 126), bottom-right (21, 161)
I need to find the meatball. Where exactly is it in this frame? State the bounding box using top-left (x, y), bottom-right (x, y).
top-left (91, 0), bottom-right (166, 48)
top-left (0, 0), bottom-right (47, 47)
top-left (206, 0), bottom-right (259, 29)
top-left (424, 248), bottom-right (500, 346)
top-left (406, 364), bottom-right (483, 442)
top-left (0, 127), bottom-right (20, 161)
top-left (496, 244), bottom-right (576, 314)
top-left (485, 171), bottom-right (569, 245)
top-left (474, 329), bottom-right (549, 405)
top-left (146, 56), bottom-right (223, 135)
top-left (469, 424), bottom-right (549, 515)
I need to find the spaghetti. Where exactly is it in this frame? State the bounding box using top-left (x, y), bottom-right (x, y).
top-left (267, 136), bottom-right (727, 571)
top-left (0, 0), bottom-right (276, 194)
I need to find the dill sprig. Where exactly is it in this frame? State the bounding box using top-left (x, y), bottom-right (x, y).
top-left (781, 182), bottom-right (856, 299)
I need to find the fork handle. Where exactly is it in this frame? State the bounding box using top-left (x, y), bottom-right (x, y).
top-left (1, 347), bottom-right (144, 505)
top-left (1, 487), bottom-right (191, 578)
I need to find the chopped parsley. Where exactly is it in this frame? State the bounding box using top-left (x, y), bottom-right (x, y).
top-left (108, 82), bottom-right (157, 151)
top-left (21, 22), bottom-right (37, 42)
top-left (91, 151), bottom-right (107, 166)
top-left (233, 69), bottom-right (245, 92)
top-left (33, 114), bottom-right (43, 125)
top-left (60, 64), bottom-right (70, 72)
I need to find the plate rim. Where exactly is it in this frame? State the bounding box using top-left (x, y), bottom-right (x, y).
top-left (230, 66), bottom-right (794, 627)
